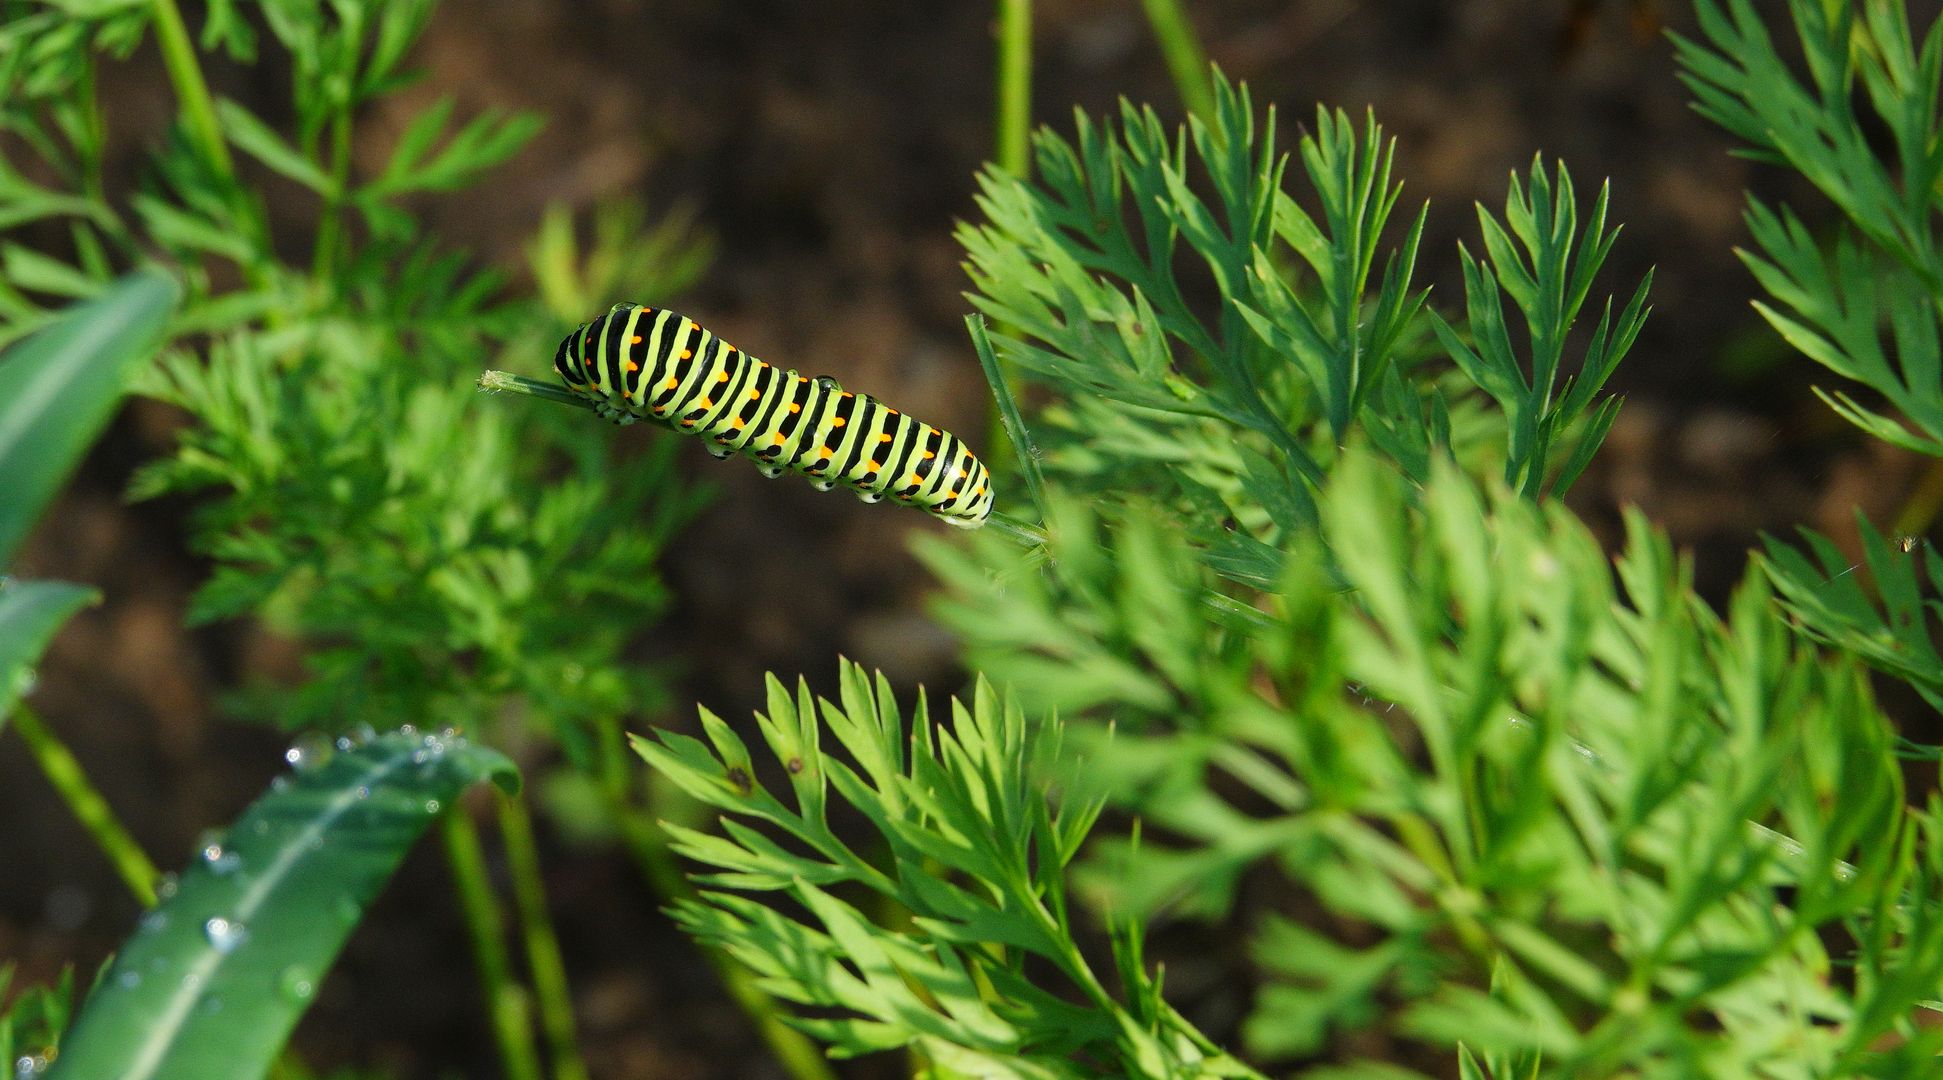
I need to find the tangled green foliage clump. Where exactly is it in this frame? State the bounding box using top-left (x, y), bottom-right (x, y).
top-left (1, 0), bottom-right (710, 751)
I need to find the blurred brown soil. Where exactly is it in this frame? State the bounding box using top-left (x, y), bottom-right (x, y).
top-left (0, 2), bottom-right (1911, 1077)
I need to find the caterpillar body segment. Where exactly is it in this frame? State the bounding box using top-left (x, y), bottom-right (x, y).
top-left (553, 304), bottom-right (993, 529)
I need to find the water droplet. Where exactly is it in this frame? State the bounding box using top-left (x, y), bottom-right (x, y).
top-left (16, 1053), bottom-right (44, 1079)
top-left (354, 785), bottom-right (371, 800)
top-left (269, 776), bottom-right (290, 794)
top-left (154, 872), bottom-right (178, 900)
top-left (203, 916), bottom-right (248, 953)
top-left (334, 896), bottom-right (360, 925)
top-left (278, 966), bottom-right (316, 1002)
top-left (11, 667), bottom-right (38, 698)
top-left (399, 723), bottom-right (417, 738)
top-left (117, 970), bottom-right (141, 989)
top-left (198, 995), bottom-right (224, 1014)
top-left (334, 735), bottom-right (353, 752)
top-left (138, 909), bottom-right (169, 934)
top-left (422, 798), bottom-right (442, 815)
top-left (286, 732), bottom-right (333, 772)
top-left (351, 722), bottom-right (376, 744)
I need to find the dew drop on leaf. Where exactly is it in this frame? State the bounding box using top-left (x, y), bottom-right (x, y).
top-left (200, 838), bottom-right (241, 875)
top-left (278, 966), bottom-right (316, 1002)
top-left (203, 916), bottom-right (248, 953)
top-left (286, 732), bottom-right (333, 772)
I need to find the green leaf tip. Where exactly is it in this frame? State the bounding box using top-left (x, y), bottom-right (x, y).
top-left (0, 270), bottom-right (180, 567)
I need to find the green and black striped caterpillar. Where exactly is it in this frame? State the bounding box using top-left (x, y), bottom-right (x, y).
top-left (554, 304), bottom-right (992, 529)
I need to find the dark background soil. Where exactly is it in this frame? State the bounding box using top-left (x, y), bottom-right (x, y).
top-left (0, 2), bottom-right (1908, 1077)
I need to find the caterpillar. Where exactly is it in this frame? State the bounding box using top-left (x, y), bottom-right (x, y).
top-left (553, 303), bottom-right (992, 529)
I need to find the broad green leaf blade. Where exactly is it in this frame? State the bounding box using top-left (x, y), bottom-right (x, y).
top-left (0, 270), bottom-right (179, 567)
top-left (51, 730), bottom-right (518, 1080)
top-left (0, 578), bottom-right (96, 732)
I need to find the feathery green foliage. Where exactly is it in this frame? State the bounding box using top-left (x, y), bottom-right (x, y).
top-left (1680, 0), bottom-right (1943, 755)
top-left (1678, 0), bottom-right (1943, 453)
top-left (919, 448), bottom-right (1943, 1076)
top-left (637, 661), bottom-right (1259, 1079)
top-left (1433, 161), bottom-right (1648, 498)
top-left (1762, 522), bottom-right (1943, 715)
top-left (957, 74), bottom-right (1646, 597)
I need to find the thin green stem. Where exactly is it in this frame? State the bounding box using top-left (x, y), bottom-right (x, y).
top-left (149, 0), bottom-right (235, 180)
top-left (496, 792), bottom-right (590, 1080)
top-left (312, 106), bottom-right (354, 282)
top-left (971, 317), bottom-right (1039, 515)
top-left (1138, 0), bottom-right (1215, 120)
top-left (442, 809), bottom-right (544, 1080)
top-left (591, 717), bottom-right (838, 1080)
top-left (10, 703), bottom-right (159, 907)
top-left (994, 0), bottom-right (1033, 177)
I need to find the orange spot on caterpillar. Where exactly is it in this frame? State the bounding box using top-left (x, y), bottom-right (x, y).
top-left (772, 433), bottom-right (787, 444)
top-left (831, 417), bottom-right (846, 427)
top-left (747, 390), bottom-right (760, 401)
top-left (630, 335), bottom-right (642, 344)
top-left (788, 403), bottom-right (801, 414)
top-left (732, 418), bottom-right (746, 429)
top-left (663, 378), bottom-right (678, 389)
top-left (878, 434), bottom-right (892, 443)
top-left (923, 451), bottom-right (936, 459)
top-left (717, 372), bottom-right (728, 382)
top-left (624, 361), bottom-right (640, 372)
top-left (681, 349), bottom-right (693, 360)
top-left (819, 447), bottom-right (833, 459)
top-left (867, 459), bottom-right (881, 470)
